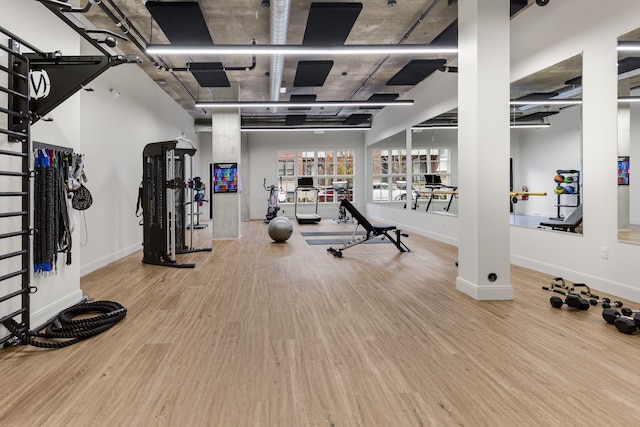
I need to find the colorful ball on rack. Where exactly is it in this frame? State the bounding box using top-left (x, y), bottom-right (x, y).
top-left (554, 185), bottom-right (564, 194)
top-left (564, 176), bottom-right (574, 184)
top-left (563, 186), bottom-right (575, 194)
top-left (554, 174), bottom-right (565, 183)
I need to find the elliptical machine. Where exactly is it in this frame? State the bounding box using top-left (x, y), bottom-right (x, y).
top-left (263, 177), bottom-right (283, 223)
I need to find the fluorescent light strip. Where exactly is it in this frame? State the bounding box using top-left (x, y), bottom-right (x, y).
top-left (617, 41), bottom-right (640, 52)
top-left (241, 127), bottom-right (370, 132)
top-left (510, 99), bottom-right (582, 106)
top-left (618, 96), bottom-right (640, 103)
top-left (412, 123), bottom-right (551, 130)
top-left (147, 44), bottom-right (458, 56)
top-left (195, 100), bottom-right (413, 109)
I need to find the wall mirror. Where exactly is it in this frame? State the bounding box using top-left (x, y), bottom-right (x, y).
top-left (618, 29), bottom-right (640, 244)
top-left (411, 114), bottom-right (459, 216)
top-left (369, 130), bottom-right (407, 209)
top-left (509, 54), bottom-right (584, 234)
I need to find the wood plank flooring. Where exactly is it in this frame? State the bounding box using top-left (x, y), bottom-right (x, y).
top-left (1, 219), bottom-right (640, 426)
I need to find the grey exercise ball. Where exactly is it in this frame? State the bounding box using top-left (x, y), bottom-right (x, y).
top-left (267, 216), bottom-right (293, 242)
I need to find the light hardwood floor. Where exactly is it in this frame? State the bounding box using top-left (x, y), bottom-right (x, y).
top-left (2, 219), bottom-right (640, 426)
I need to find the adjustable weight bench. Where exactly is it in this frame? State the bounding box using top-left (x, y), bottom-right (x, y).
top-left (539, 204), bottom-right (583, 233)
top-left (327, 199), bottom-right (410, 258)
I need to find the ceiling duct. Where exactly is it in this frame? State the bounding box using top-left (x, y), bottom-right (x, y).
top-left (270, 0), bottom-right (291, 101)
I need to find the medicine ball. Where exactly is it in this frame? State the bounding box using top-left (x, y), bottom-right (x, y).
top-left (563, 186), bottom-right (575, 194)
top-left (564, 176), bottom-right (574, 184)
top-left (554, 174), bottom-right (565, 183)
top-left (554, 185), bottom-right (564, 194)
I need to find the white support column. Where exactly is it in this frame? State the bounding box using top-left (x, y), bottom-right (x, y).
top-left (211, 108), bottom-right (241, 239)
top-left (456, 0), bottom-right (513, 300)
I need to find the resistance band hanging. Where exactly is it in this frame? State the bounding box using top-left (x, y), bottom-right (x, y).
top-left (32, 147), bottom-right (77, 275)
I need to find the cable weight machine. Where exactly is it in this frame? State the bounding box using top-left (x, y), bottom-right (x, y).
top-left (140, 139), bottom-right (211, 268)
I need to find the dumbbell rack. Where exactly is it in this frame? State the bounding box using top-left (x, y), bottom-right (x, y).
top-left (550, 169), bottom-right (580, 221)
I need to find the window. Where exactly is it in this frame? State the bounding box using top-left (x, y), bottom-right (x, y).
top-left (277, 150), bottom-right (355, 203)
top-left (410, 148), bottom-right (450, 194)
top-left (371, 149), bottom-right (408, 201)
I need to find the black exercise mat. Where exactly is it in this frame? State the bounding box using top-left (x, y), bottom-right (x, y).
top-left (300, 231), bottom-right (365, 236)
top-left (305, 238), bottom-right (390, 245)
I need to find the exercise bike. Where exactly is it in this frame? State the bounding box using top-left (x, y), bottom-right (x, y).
top-left (263, 177), bottom-right (283, 223)
top-left (332, 181), bottom-right (352, 223)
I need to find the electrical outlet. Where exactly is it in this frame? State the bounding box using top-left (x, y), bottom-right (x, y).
top-left (601, 246), bottom-right (609, 260)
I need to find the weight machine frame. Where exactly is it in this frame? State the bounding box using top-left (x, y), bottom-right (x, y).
top-left (141, 139), bottom-right (211, 268)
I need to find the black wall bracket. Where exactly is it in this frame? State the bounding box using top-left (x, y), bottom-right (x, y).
top-left (24, 53), bottom-right (141, 126)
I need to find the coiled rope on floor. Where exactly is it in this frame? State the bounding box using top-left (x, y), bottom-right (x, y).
top-left (2, 301), bottom-right (127, 349)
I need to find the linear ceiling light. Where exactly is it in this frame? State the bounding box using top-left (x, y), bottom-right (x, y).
top-left (411, 123), bottom-right (551, 130)
top-left (510, 99), bottom-right (582, 106)
top-left (241, 127), bottom-right (370, 132)
top-left (146, 44), bottom-right (458, 56)
top-left (617, 41), bottom-right (640, 52)
top-left (618, 96), bottom-right (640, 103)
top-left (195, 100), bottom-right (414, 109)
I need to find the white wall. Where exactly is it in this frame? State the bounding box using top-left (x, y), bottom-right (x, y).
top-left (247, 131), bottom-right (365, 221)
top-left (511, 106), bottom-right (582, 219)
top-left (78, 56), bottom-right (196, 275)
top-left (0, 0), bottom-right (196, 335)
top-left (1, 0), bottom-right (84, 331)
top-left (362, 0), bottom-right (640, 302)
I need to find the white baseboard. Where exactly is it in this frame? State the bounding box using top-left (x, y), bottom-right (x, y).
top-left (81, 243), bottom-right (141, 277)
top-left (456, 277), bottom-right (514, 300)
top-left (511, 254), bottom-right (640, 303)
top-left (31, 289), bottom-right (85, 330)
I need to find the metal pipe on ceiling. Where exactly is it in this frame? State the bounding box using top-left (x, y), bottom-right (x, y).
top-left (269, 0), bottom-right (291, 102)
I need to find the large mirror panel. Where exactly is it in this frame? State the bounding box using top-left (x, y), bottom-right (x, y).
top-left (509, 54), bottom-right (583, 234)
top-left (618, 29), bottom-right (640, 244)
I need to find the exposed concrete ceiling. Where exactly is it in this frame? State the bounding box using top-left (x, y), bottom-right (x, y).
top-left (40, 0), bottom-right (609, 129)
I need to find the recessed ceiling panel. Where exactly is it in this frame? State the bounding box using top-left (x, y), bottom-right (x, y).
top-left (619, 57), bottom-right (640, 74)
top-left (343, 114), bottom-right (371, 125)
top-left (386, 59), bottom-right (447, 86)
top-left (515, 92), bottom-right (560, 101)
top-left (146, 1), bottom-right (213, 45)
top-left (285, 115), bottom-right (307, 126)
top-left (431, 19), bottom-right (458, 46)
top-left (359, 93), bottom-right (399, 110)
top-left (288, 94), bottom-right (317, 111)
top-left (515, 111), bottom-right (559, 122)
top-left (294, 61), bottom-right (334, 87)
top-left (510, 0), bottom-right (528, 17)
top-left (188, 62), bottom-right (230, 87)
top-left (302, 3), bottom-right (363, 46)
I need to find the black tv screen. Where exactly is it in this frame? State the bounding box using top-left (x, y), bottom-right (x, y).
top-left (212, 162), bottom-right (238, 193)
top-left (618, 156), bottom-right (630, 185)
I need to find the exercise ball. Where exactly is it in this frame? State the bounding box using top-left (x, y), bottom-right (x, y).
top-left (554, 185), bottom-right (564, 194)
top-left (554, 174), bottom-right (565, 183)
top-left (267, 216), bottom-right (293, 242)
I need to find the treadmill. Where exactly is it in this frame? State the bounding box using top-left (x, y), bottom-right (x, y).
top-left (295, 177), bottom-right (321, 224)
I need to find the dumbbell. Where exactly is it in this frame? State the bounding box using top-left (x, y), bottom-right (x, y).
top-left (614, 312), bottom-right (640, 335)
top-left (602, 308), bottom-right (622, 324)
top-left (589, 298), bottom-right (623, 309)
top-left (602, 308), bottom-right (640, 333)
top-left (548, 289), bottom-right (589, 310)
top-left (621, 308), bottom-right (640, 317)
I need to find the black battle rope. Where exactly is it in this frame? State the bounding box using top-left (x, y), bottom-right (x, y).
top-left (2, 301), bottom-right (127, 349)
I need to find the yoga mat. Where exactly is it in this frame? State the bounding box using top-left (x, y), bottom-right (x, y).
top-left (300, 231), bottom-right (365, 236)
top-left (305, 238), bottom-right (390, 245)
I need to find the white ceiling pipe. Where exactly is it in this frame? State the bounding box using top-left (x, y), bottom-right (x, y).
top-left (270, 0), bottom-right (291, 102)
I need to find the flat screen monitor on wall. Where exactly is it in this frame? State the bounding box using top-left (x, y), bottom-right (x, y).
top-left (618, 156), bottom-right (630, 185)
top-left (212, 162), bottom-right (238, 193)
